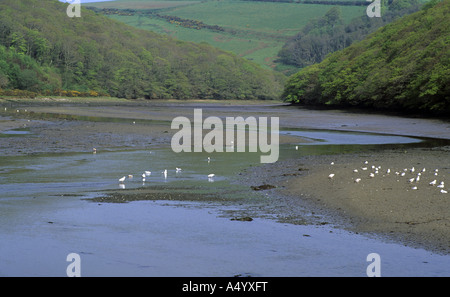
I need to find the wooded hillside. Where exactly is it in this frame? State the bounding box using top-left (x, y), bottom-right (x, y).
top-left (282, 0), bottom-right (449, 114)
top-left (0, 0), bottom-right (284, 99)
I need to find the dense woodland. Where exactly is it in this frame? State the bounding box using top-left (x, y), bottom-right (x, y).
top-left (282, 0), bottom-right (449, 114)
top-left (277, 0), bottom-right (423, 68)
top-left (0, 0), bottom-right (284, 99)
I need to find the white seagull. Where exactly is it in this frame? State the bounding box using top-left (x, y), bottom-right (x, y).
top-left (119, 176), bottom-right (126, 183)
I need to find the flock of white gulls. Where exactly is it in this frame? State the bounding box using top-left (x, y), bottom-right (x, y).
top-left (117, 157), bottom-right (215, 186)
top-left (328, 160), bottom-right (448, 194)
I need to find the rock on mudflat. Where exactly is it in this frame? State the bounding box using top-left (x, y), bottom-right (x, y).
top-left (230, 216), bottom-right (253, 222)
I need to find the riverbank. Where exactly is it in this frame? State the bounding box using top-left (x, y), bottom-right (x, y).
top-left (239, 146), bottom-right (450, 254)
top-left (1, 99), bottom-right (450, 254)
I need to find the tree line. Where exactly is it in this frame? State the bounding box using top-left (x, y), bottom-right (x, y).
top-left (87, 7), bottom-right (226, 32)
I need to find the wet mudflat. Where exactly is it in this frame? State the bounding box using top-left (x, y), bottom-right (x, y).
top-left (0, 99), bottom-right (449, 276)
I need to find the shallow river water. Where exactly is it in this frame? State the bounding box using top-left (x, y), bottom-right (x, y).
top-left (1, 116), bottom-right (449, 276)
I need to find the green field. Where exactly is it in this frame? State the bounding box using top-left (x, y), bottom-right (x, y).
top-left (86, 0), bottom-right (366, 72)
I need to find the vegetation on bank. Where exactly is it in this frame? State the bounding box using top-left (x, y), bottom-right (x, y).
top-left (282, 0), bottom-right (449, 115)
top-left (0, 0), bottom-right (284, 100)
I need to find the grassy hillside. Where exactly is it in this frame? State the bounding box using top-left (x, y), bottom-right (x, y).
top-left (282, 0), bottom-right (450, 115)
top-left (86, 0), bottom-right (366, 72)
top-left (0, 0), bottom-right (285, 99)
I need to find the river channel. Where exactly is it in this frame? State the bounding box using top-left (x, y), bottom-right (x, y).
top-left (0, 102), bottom-right (449, 276)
